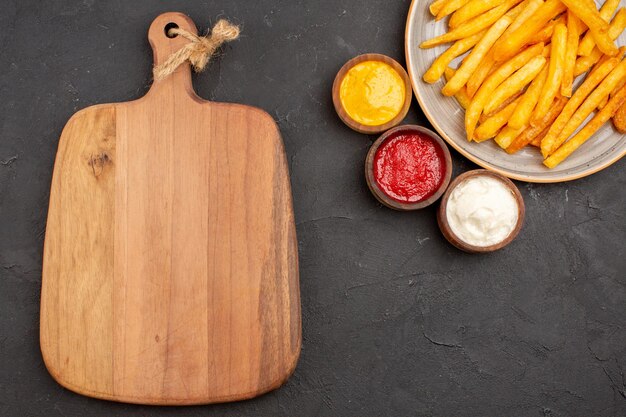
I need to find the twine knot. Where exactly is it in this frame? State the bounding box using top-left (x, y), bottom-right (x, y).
top-left (153, 19), bottom-right (240, 81)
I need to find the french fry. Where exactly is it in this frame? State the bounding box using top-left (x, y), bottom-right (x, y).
top-left (504, 0), bottom-right (544, 35)
top-left (604, 46), bottom-right (626, 71)
top-left (528, 105), bottom-right (566, 147)
top-left (420, 0), bottom-right (522, 48)
top-left (466, 53), bottom-right (496, 97)
top-left (574, 47), bottom-right (604, 76)
top-left (597, 100), bottom-right (609, 112)
top-left (528, 15), bottom-right (567, 45)
top-left (612, 75), bottom-right (626, 98)
top-left (449, 0), bottom-right (506, 28)
top-left (600, 51), bottom-right (626, 109)
top-left (590, 53), bottom-right (614, 76)
top-left (474, 97), bottom-right (520, 141)
top-left (480, 93), bottom-right (522, 120)
top-left (491, 0), bottom-right (566, 62)
top-left (560, 0), bottom-right (617, 56)
top-left (591, 50), bottom-right (621, 78)
top-left (532, 23), bottom-right (567, 124)
top-left (423, 31), bottom-right (485, 83)
top-left (484, 89), bottom-right (524, 116)
top-left (575, 15), bottom-right (626, 76)
top-left (600, 76), bottom-right (626, 109)
top-left (613, 101), bottom-right (626, 133)
top-left (541, 57), bottom-right (621, 157)
top-left (598, 51), bottom-right (626, 109)
top-left (576, 0), bottom-right (593, 32)
top-left (562, 12), bottom-right (582, 97)
top-left (509, 65), bottom-right (549, 129)
top-left (442, 17), bottom-right (512, 96)
top-left (430, 0), bottom-right (448, 16)
top-left (483, 55), bottom-right (546, 115)
top-left (544, 58), bottom-right (626, 157)
top-left (544, 84), bottom-right (626, 168)
top-left (436, 0), bottom-right (473, 21)
top-left (606, 8), bottom-right (626, 45)
top-left (466, 0), bottom-right (543, 97)
top-left (530, 126), bottom-right (549, 147)
top-left (577, 0), bottom-right (621, 56)
top-left (455, 89), bottom-right (473, 110)
top-left (444, 67), bottom-right (472, 109)
top-left (494, 125), bottom-right (525, 148)
top-left (503, 0), bottom-right (527, 20)
top-left (506, 97), bottom-right (567, 153)
top-left (465, 43), bottom-right (544, 139)
top-left (580, 0), bottom-right (596, 10)
top-left (598, 94), bottom-right (609, 110)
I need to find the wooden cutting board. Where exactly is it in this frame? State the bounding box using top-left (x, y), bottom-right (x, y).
top-left (40, 12), bottom-right (301, 405)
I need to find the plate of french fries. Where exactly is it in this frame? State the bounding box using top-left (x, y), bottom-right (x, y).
top-left (406, 0), bottom-right (626, 182)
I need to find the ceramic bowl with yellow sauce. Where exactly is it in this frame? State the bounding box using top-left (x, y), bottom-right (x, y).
top-left (333, 54), bottom-right (412, 134)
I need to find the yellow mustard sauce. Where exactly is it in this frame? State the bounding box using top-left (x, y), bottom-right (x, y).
top-left (339, 60), bottom-right (405, 126)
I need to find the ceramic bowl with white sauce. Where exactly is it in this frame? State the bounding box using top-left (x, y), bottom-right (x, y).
top-left (437, 170), bottom-right (525, 253)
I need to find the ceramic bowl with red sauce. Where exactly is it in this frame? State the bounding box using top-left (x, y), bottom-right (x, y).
top-left (365, 125), bottom-right (452, 210)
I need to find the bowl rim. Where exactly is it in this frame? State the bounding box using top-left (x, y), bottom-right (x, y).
top-left (365, 124), bottom-right (453, 211)
top-left (437, 169), bottom-right (526, 253)
top-left (332, 53), bottom-right (413, 135)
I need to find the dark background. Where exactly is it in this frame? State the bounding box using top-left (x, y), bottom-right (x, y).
top-left (1, 0), bottom-right (625, 416)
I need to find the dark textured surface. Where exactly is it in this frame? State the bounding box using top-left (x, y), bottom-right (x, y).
top-left (0, 0), bottom-right (625, 416)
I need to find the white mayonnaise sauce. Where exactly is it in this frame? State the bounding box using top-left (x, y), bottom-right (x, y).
top-left (446, 175), bottom-right (519, 247)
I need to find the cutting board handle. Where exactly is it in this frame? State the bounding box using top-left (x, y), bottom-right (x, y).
top-left (147, 12), bottom-right (198, 96)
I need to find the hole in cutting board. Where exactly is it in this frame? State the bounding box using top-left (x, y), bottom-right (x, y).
top-left (164, 22), bottom-right (179, 38)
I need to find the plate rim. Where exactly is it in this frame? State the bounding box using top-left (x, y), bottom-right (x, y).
top-left (404, 0), bottom-right (626, 183)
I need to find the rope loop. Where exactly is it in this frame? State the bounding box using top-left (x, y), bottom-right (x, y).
top-left (153, 19), bottom-right (240, 81)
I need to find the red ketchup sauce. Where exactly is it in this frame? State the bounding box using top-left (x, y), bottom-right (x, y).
top-left (373, 131), bottom-right (447, 203)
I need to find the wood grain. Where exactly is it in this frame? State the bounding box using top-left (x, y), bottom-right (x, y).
top-left (40, 12), bottom-right (300, 405)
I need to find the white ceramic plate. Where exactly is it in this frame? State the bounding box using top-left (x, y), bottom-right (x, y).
top-left (405, 0), bottom-right (626, 183)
